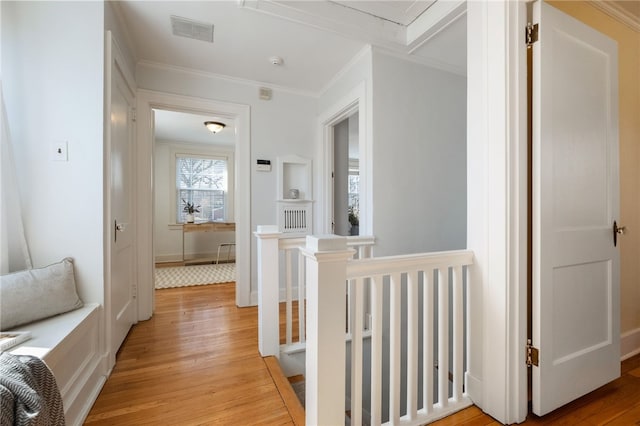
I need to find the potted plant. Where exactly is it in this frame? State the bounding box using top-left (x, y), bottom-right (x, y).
top-left (348, 206), bottom-right (359, 236)
top-left (182, 199), bottom-right (200, 223)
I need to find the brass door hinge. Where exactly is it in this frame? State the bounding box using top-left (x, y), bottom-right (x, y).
top-left (526, 23), bottom-right (539, 48)
top-left (526, 339), bottom-right (539, 367)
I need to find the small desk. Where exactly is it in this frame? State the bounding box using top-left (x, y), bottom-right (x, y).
top-left (182, 222), bottom-right (235, 263)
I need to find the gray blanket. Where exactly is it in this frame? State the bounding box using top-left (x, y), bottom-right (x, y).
top-left (0, 352), bottom-right (65, 426)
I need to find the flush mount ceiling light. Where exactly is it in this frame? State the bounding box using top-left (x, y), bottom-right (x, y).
top-left (204, 121), bottom-right (225, 133)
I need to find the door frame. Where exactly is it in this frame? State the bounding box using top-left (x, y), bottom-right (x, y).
top-left (317, 81), bottom-right (369, 235)
top-left (466, 1), bottom-right (528, 423)
top-left (135, 90), bottom-right (251, 314)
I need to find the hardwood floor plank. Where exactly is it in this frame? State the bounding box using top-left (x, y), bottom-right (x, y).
top-left (432, 356), bottom-right (640, 426)
top-left (85, 283), bottom-right (294, 425)
top-left (265, 356), bottom-right (306, 426)
top-left (88, 281), bottom-right (640, 425)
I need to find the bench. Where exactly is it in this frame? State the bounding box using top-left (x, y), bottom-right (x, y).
top-left (9, 303), bottom-right (105, 426)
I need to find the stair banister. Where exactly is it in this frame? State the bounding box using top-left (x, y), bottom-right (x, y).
top-left (300, 234), bottom-right (355, 426)
top-left (254, 225), bottom-right (281, 357)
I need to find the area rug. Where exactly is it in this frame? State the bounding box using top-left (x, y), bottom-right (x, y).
top-left (154, 263), bottom-right (236, 289)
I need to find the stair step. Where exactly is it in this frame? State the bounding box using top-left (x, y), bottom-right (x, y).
top-left (264, 356), bottom-right (305, 426)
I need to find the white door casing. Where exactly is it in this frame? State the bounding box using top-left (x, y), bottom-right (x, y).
top-left (135, 90), bottom-right (251, 311)
top-left (105, 31), bottom-right (137, 368)
top-left (532, 1), bottom-right (620, 416)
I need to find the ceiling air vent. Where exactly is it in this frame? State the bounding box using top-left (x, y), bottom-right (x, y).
top-left (170, 15), bottom-right (214, 43)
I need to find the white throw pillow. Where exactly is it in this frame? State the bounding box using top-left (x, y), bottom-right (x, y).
top-left (0, 258), bottom-right (83, 330)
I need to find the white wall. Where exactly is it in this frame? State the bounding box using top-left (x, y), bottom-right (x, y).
top-left (371, 49), bottom-right (467, 256)
top-left (137, 63), bottom-right (317, 299)
top-left (154, 139), bottom-right (235, 261)
top-left (1, 1), bottom-right (105, 304)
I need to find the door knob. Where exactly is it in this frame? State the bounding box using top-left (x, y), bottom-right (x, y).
top-left (114, 220), bottom-right (127, 243)
top-left (613, 221), bottom-right (626, 247)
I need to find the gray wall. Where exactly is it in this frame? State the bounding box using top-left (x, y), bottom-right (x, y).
top-left (371, 49), bottom-right (467, 256)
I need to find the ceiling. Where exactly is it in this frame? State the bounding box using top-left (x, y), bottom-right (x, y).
top-left (115, 0), bottom-right (467, 145)
top-left (117, 0), bottom-right (638, 145)
top-left (153, 109), bottom-right (236, 147)
top-left (115, 0), bottom-right (467, 95)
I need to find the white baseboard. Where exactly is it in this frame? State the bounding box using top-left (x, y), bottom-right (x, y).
top-left (155, 251), bottom-right (236, 263)
top-left (465, 371), bottom-right (482, 407)
top-left (66, 354), bottom-right (107, 426)
top-left (621, 328), bottom-right (640, 361)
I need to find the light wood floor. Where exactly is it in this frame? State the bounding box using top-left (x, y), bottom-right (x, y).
top-left (433, 354), bottom-right (640, 425)
top-left (85, 283), bottom-right (295, 425)
top-left (86, 282), bottom-right (640, 425)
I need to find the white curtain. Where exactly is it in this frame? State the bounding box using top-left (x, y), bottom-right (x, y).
top-left (1, 85), bottom-right (32, 274)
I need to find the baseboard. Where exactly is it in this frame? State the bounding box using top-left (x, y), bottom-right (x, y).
top-left (465, 371), bottom-right (482, 407)
top-left (155, 252), bottom-right (236, 263)
top-left (65, 354), bottom-right (107, 426)
top-left (621, 328), bottom-right (640, 361)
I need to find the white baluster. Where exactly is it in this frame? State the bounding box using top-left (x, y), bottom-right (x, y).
top-left (370, 275), bottom-right (383, 426)
top-left (389, 272), bottom-right (401, 424)
top-left (438, 268), bottom-right (449, 408)
top-left (350, 278), bottom-right (363, 426)
top-left (423, 269), bottom-right (434, 414)
top-left (298, 250), bottom-right (305, 343)
top-left (407, 270), bottom-right (419, 420)
top-left (285, 249), bottom-right (293, 345)
top-left (453, 265), bottom-right (464, 402)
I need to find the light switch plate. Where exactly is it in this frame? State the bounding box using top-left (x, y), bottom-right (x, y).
top-left (52, 141), bottom-right (68, 161)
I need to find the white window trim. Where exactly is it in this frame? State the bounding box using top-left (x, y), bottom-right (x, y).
top-left (168, 144), bottom-right (235, 227)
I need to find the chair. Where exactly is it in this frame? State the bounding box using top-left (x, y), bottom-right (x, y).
top-left (216, 243), bottom-right (235, 264)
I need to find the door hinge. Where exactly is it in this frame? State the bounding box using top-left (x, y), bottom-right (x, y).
top-left (526, 23), bottom-right (539, 48)
top-left (130, 107), bottom-right (137, 122)
top-left (526, 339), bottom-right (539, 367)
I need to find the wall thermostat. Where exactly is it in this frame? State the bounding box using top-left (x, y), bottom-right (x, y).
top-left (257, 159), bottom-right (271, 172)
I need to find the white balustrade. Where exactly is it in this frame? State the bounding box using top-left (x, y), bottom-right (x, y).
top-left (346, 249), bottom-right (474, 425)
top-left (256, 228), bottom-right (473, 425)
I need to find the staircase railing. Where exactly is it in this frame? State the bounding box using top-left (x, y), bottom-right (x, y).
top-left (255, 229), bottom-right (474, 426)
top-left (255, 226), bottom-right (374, 364)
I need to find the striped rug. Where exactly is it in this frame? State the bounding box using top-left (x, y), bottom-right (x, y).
top-left (154, 263), bottom-right (236, 289)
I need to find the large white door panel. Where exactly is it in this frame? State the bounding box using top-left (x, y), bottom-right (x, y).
top-left (532, 0), bottom-right (619, 416)
top-left (106, 31), bottom-right (137, 366)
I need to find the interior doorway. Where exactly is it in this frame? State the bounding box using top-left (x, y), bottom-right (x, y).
top-left (135, 90), bottom-right (251, 317)
top-left (332, 111), bottom-right (360, 236)
top-left (151, 109), bottom-right (237, 288)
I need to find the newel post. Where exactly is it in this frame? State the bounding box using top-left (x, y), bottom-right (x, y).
top-left (254, 225), bottom-right (281, 357)
top-left (301, 235), bottom-right (354, 426)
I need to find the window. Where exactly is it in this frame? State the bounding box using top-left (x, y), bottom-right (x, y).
top-left (176, 155), bottom-right (228, 223)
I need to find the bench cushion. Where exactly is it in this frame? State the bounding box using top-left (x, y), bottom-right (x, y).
top-left (0, 258), bottom-right (83, 330)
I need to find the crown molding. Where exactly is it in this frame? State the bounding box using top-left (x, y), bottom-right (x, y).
top-left (136, 60), bottom-right (318, 98)
top-left (589, 1), bottom-right (640, 32)
top-left (373, 46), bottom-right (466, 78)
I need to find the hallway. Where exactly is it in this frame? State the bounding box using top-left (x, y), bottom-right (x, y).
top-left (85, 283), bottom-right (295, 425)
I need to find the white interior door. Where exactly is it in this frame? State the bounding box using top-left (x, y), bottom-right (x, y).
top-left (107, 32), bottom-right (137, 366)
top-left (532, 1), bottom-right (620, 416)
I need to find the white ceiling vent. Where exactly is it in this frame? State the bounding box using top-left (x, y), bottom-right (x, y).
top-left (170, 15), bottom-right (214, 43)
